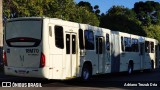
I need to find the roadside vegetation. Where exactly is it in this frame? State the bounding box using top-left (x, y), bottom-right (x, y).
top-left (3, 0), bottom-right (160, 41)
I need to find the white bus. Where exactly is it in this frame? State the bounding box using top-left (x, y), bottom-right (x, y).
top-left (4, 17), bottom-right (160, 80)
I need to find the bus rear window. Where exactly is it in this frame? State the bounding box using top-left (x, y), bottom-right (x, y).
top-left (6, 37), bottom-right (41, 47)
top-left (5, 19), bottom-right (42, 47)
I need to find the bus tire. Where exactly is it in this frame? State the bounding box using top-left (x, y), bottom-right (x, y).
top-left (128, 63), bottom-right (133, 74)
top-left (151, 60), bottom-right (154, 70)
top-left (81, 64), bottom-right (91, 80)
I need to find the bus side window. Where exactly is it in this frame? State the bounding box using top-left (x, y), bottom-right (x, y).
top-left (84, 30), bottom-right (94, 50)
top-left (132, 39), bottom-right (139, 52)
top-left (79, 29), bottom-right (84, 49)
top-left (72, 35), bottom-right (76, 54)
top-left (106, 33), bottom-right (110, 50)
top-left (66, 34), bottom-right (70, 54)
top-left (54, 25), bottom-right (64, 49)
top-left (135, 39), bottom-right (139, 52)
top-left (145, 41), bottom-right (150, 53)
top-left (124, 37), bottom-right (132, 52)
top-left (121, 36), bottom-right (124, 51)
top-left (151, 42), bottom-right (154, 53)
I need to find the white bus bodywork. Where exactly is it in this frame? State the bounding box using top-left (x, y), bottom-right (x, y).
top-left (4, 17), bottom-right (159, 80)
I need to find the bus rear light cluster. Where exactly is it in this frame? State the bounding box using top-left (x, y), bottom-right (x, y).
top-left (40, 53), bottom-right (45, 68)
top-left (3, 52), bottom-right (8, 66)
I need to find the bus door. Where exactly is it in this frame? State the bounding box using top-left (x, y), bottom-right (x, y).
top-left (96, 36), bottom-right (104, 73)
top-left (105, 33), bottom-right (111, 73)
top-left (140, 43), bottom-right (145, 70)
top-left (65, 32), bottom-right (77, 77)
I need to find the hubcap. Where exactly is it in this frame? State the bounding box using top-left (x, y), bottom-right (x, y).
top-left (83, 69), bottom-right (89, 80)
top-left (128, 67), bottom-right (132, 74)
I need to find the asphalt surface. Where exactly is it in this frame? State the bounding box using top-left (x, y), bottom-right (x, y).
top-left (0, 69), bottom-right (160, 90)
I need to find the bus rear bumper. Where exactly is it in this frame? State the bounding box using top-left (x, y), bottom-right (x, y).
top-left (4, 66), bottom-right (48, 79)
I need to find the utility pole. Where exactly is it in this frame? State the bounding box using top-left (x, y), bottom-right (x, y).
top-left (0, 0), bottom-right (3, 64)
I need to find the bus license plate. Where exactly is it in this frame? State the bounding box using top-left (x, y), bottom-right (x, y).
top-left (18, 70), bottom-right (26, 74)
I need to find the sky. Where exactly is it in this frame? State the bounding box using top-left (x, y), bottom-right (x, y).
top-left (74, 0), bottom-right (160, 14)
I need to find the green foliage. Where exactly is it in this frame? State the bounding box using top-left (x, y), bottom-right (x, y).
top-left (73, 6), bottom-right (99, 26)
top-left (100, 6), bottom-right (146, 36)
top-left (77, 1), bottom-right (101, 16)
top-left (77, 1), bottom-right (93, 12)
top-left (3, 0), bottom-right (44, 17)
top-left (143, 25), bottom-right (160, 41)
top-left (3, 0), bottom-right (160, 42)
top-left (134, 1), bottom-right (160, 26)
top-left (3, 0), bottom-right (99, 26)
top-left (100, 2), bottom-right (160, 42)
top-left (133, 1), bottom-right (160, 42)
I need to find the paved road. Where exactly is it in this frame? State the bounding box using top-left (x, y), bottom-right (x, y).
top-left (0, 69), bottom-right (160, 90)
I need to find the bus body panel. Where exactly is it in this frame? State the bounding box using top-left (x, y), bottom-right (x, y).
top-left (144, 37), bottom-right (157, 69)
top-left (6, 47), bottom-right (41, 68)
top-left (5, 19), bottom-right (42, 68)
top-left (4, 17), bottom-right (159, 80)
top-left (79, 24), bottom-right (98, 75)
top-left (111, 31), bottom-right (120, 73)
top-left (4, 18), bottom-right (50, 78)
top-left (47, 23), bottom-right (63, 79)
top-left (4, 66), bottom-right (49, 78)
top-left (119, 32), bottom-right (141, 72)
top-left (47, 19), bottom-right (80, 79)
top-left (155, 42), bottom-right (160, 68)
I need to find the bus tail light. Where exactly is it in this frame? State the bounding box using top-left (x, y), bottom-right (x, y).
top-left (40, 53), bottom-right (45, 68)
top-left (3, 52), bottom-right (8, 66)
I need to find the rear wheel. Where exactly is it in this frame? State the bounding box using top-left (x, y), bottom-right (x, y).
top-left (151, 60), bottom-right (154, 70)
top-left (81, 64), bottom-right (91, 80)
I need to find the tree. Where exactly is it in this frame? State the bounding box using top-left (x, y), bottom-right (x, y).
top-left (133, 1), bottom-right (160, 25)
top-left (143, 25), bottom-right (160, 41)
top-left (3, 0), bottom-right (99, 26)
top-left (77, 1), bottom-right (93, 12)
top-left (3, 0), bottom-right (44, 18)
top-left (94, 5), bottom-right (100, 16)
top-left (77, 1), bottom-right (100, 16)
top-left (100, 6), bottom-right (146, 36)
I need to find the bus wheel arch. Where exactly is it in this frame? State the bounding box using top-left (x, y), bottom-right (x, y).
top-left (81, 61), bottom-right (92, 80)
top-left (128, 60), bottom-right (134, 74)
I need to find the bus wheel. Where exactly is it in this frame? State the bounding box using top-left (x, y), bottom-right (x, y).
top-left (81, 64), bottom-right (91, 80)
top-left (151, 60), bottom-right (154, 70)
top-left (128, 64), bottom-right (133, 74)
